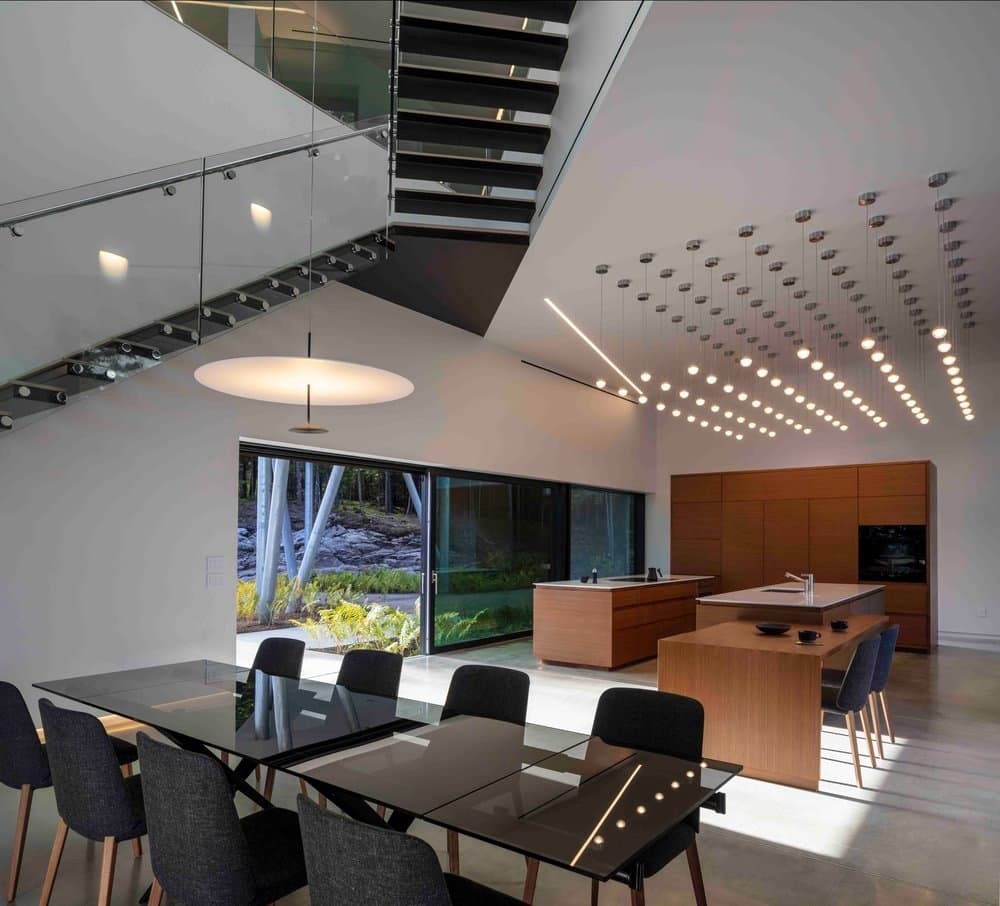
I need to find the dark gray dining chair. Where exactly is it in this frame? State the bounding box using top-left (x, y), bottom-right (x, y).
top-left (231, 637), bottom-right (306, 800)
top-left (1, 683), bottom-right (139, 900)
top-left (297, 793), bottom-right (525, 906)
top-left (137, 732), bottom-right (307, 906)
top-left (37, 698), bottom-right (146, 906)
top-left (821, 636), bottom-right (881, 788)
top-left (581, 687), bottom-right (708, 906)
top-left (441, 665), bottom-right (531, 888)
top-left (337, 649), bottom-right (404, 699)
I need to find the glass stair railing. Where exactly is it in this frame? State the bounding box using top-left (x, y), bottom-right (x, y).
top-left (0, 121), bottom-right (390, 434)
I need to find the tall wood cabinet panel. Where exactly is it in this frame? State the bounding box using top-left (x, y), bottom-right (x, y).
top-left (723, 466), bottom-right (857, 501)
top-left (858, 462), bottom-right (926, 497)
top-left (672, 473), bottom-right (722, 503)
top-left (672, 501), bottom-right (722, 540)
top-left (858, 495), bottom-right (927, 525)
top-left (721, 501), bottom-right (764, 591)
top-left (671, 539), bottom-right (722, 577)
top-left (808, 498), bottom-right (859, 583)
top-left (763, 499), bottom-right (810, 585)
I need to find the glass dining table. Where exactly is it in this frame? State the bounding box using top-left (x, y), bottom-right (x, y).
top-left (35, 659), bottom-right (740, 886)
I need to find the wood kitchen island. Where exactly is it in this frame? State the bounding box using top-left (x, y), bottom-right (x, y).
top-left (658, 614), bottom-right (889, 789)
top-left (696, 581), bottom-right (885, 628)
top-left (533, 575), bottom-right (715, 669)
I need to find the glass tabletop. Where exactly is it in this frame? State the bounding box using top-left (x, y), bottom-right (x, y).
top-left (425, 737), bottom-right (741, 881)
top-left (285, 715), bottom-right (589, 815)
top-left (35, 660), bottom-right (436, 763)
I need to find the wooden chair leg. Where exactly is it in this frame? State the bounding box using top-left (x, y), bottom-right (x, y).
top-left (39, 818), bottom-right (68, 906)
top-left (446, 830), bottom-right (460, 874)
top-left (131, 835), bottom-right (143, 859)
top-left (522, 857), bottom-right (539, 904)
top-left (221, 751), bottom-right (230, 767)
top-left (868, 694), bottom-right (885, 759)
top-left (376, 805), bottom-right (386, 820)
top-left (590, 878), bottom-right (600, 906)
top-left (858, 706), bottom-right (877, 769)
top-left (879, 691), bottom-right (895, 744)
top-left (262, 767), bottom-right (275, 802)
top-left (845, 712), bottom-right (863, 788)
top-left (318, 794), bottom-right (328, 809)
top-left (6, 784), bottom-right (33, 903)
top-left (97, 836), bottom-right (118, 906)
top-left (255, 764), bottom-right (262, 784)
top-left (299, 779), bottom-right (310, 799)
top-left (629, 881), bottom-right (645, 906)
top-left (122, 762), bottom-right (133, 779)
top-left (687, 841), bottom-right (708, 906)
top-left (148, 878), bottom-right (164, 906)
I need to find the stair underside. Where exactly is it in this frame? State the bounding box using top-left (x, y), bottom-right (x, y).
top-left (345, 224), bottom-right (528, 335)
top-left (398, 64), bottom-right (558, 114)
top-left (395, 150), bottom-right (542, 189)
top-left (418, 1), bottom-right (577, 25)
top-left (396, 110), bottom-right (550, 154)
top-left (395, 188), bottom-right (535, 222)
top-left (400, 15), bottom-right (568, 70)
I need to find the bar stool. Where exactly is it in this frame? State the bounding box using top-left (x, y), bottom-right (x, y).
top-left (821, 637), bottom-right (880, 787)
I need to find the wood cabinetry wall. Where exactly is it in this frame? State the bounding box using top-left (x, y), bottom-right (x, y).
top-left (670, 461), bottom-right (936, 651)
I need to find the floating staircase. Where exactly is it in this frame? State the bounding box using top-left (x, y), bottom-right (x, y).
top-left (343, 0), bottom-right (576, 333)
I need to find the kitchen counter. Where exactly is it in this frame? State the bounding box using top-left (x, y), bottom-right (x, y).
top-left (695, 581), bottom-right (885, 630)
top-left (535, 574), bottom-right (714, 591)
top-left (533, 575), bottom-right (717, 670)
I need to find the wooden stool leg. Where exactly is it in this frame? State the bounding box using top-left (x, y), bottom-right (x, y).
top-left (262, 767), bottom-right (276, 802)
top-left (148, 878), bottom-right (164, 906)
top-left (522, 857), bottom-right (539, 904)
top-left (446, 830), bottom-right (460, 874)
top-left (255, 764), bottom-right (262, 784)
top-left (122, 762), bottom-right (133, 779)
top-left (629, 881), bottom-right (646, 906)
top-left (590, 878), bottom-right (600, 906)
top-left (687, 841), bottom-right (708, 906)
top-left (6, 784), bottom-right (33, 903)
top-left (858, 706), bottom-right (877, 769)
top-left (221, 751), bottom-right (230, 767)
top-left (868, 694), bottom-right (884, 759)
top-left (131, 835), bottom-right (143, 859)
top-left (879, 691), bottom-right (895, 744)
top-left (299, 779), bottom-right (310, 799)
top-left (318, 794), bottom-right (328, 809)
top-left (39, 819), bottom-right (68, 906)
top-left (845, 712), bottom-right (863, 788)
top-left (97, 837), bottom-right (118, 906)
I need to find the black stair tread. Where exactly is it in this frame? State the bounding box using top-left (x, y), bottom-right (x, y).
top-left (396, 109), bottom-right (550, 154)
top-left (400, 15), bottom-right (568, 70)
top-left (391, 221), bottom-right (530, 244)
top-left (398, 63), bottom-right (558, 114)
top-left (418, 1), bottom-right (577, 25)
top-left (395, 188), bottom-right (536, 223)
top-left (396, 150), bottom-right (542, 189)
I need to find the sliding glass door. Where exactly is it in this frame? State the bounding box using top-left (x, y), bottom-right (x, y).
top-left (428, 473), bottom-right (562, 651)
top-left (569, 486), bottom-right (641, 579)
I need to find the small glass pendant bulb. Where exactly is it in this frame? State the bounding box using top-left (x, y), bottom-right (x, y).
top-left (942, 355), bottom-right (957, 366)
top-left (656, 402), bottom-right (666, 411)
top-left (931, 326), bottom-right (948, 340)
top-left (833, 380), bottom-right (845, 390)
top-left (660, 381), bottom-right (671, 392)
top-left (810, 359), bottom-right (824, 371)
top-left (740, 356), bottom-right (753, 367)
top-left (638, 394), bottom-right (648, 404)
top-left (706, 374), bottom-right (718, 385)
top-left (640, 371), bottom-right (652, 383)
top-left (618, 387), bottom-right (628, 397)
top-left (769, 376), bottom-right (782, 388)
top-left (796, 347), bottom-right (811, 360)
top-left (756, 366), bottom-right (768, 378)
top-left (685, 364), bottom-right (699, 376)
top-left (871, 350), bottom-right (885, 363)
top-left (723, 383), bottom-right (734, 393)
top-left (860, 337), bottom-right (876, 350)
top-left (937, 340), bottom-right (952, 353)
top-left (596, 378), bottom-right (607, 389)
top-left (822, 370), bottom-right (835, 381)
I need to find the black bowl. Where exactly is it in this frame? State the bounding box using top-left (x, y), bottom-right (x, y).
top-left (831, 620), bottom-right (849, 632)
top-left (756, 622), bottom-right (792, 636)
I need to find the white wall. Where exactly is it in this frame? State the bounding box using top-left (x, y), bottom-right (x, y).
top-left (0, 0), bottom-right (343, 202)
top-left (0, 282), bottom-right (655, 713)
top-left (646, 365), bottom-right (1000, 646)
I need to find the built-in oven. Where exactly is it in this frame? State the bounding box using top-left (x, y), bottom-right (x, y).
top-left (858, 524), bottom-right (927, 583)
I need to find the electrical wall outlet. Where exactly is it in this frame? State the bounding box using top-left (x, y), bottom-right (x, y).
top-left (206, 556), bottom-right (225, 573)
top-left (206, 572), bottom-right (225, 588)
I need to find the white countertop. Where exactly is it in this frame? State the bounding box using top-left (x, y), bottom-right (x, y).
top-left (697, 582), bottom-right (885, 609)
top-left (535, 574), bottom-right (714, 591)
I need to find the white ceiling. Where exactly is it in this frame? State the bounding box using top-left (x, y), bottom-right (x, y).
top-left (487, 1), bottom-right (1000, 434)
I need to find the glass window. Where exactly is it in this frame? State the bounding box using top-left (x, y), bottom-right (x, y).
top-left (569, 487), bottom-right (640, 579)
top-left (431, 476), bottom-right (557, 649)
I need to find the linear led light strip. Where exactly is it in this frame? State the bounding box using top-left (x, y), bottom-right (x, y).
top-left (570, 763), bottom-right (643, 867)
top-left (544, 297), bottom-right (644, 398)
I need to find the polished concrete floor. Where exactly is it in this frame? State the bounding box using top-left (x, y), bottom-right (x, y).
top-left (5, 641), bottom-right (998, 905)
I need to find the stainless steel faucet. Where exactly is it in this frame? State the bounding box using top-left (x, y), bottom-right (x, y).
top-left (785, 571), bottom-right (815, 594)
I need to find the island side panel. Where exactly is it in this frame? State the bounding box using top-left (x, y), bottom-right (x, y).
top-left (533, 586), bottom-right (613, 668)
top-left (610, 580), bottom-right (699, 667)
top-left (658, 639), bottom-right (822, 790)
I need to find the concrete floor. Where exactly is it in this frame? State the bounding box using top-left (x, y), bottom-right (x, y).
top-left (5, 641), bottom-right (998, 905)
